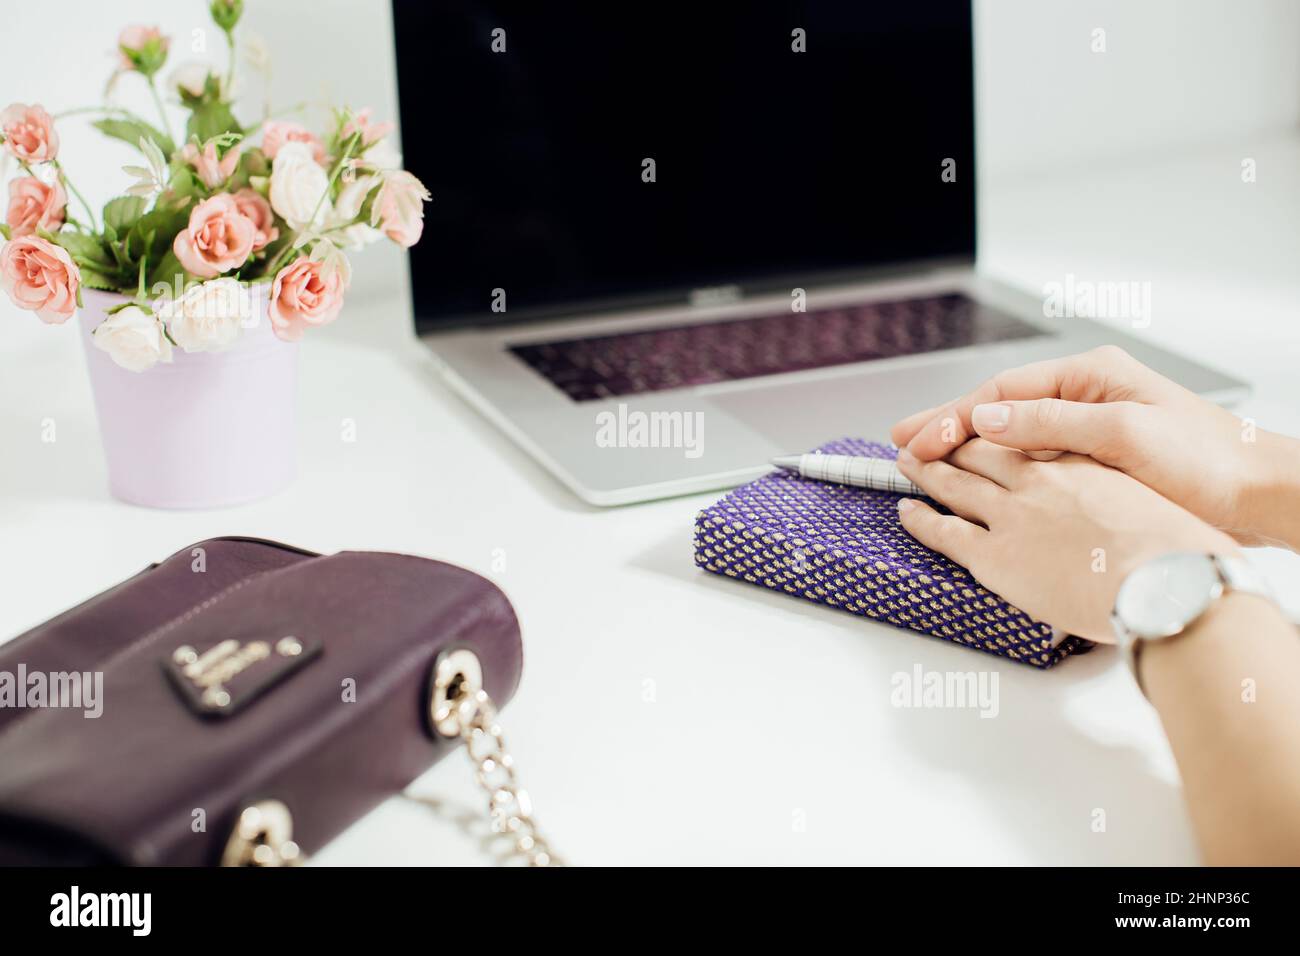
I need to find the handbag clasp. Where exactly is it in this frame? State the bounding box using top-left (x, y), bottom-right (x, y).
top-left (429, 648), bottom-right (484, 738)
top-left (220, 800), bottom-right (303, 867)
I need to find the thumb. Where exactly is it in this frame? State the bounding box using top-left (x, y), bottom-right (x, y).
top-left (969, 399), bottom-right (1145, 463)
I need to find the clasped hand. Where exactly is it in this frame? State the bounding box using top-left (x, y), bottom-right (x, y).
top-left (888, 346), bottom-right (1299, 642)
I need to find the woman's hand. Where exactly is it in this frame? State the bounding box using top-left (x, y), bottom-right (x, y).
top-left (889, 346), bottom-right (1300, 548)
top-left (893, 440), bottom-right (1240, 643)
top-left (893, 360), bottom-right (1300, 867)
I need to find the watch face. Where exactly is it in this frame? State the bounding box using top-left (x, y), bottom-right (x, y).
top-left (1115, 552), bottom-right (1223, 640)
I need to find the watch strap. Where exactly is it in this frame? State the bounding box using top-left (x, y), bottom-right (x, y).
top-left (1214, 553), bottom-right (1274, 602)
top-left (1124, 552), bottom-right (1274, 700)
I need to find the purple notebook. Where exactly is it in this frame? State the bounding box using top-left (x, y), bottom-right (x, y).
top-left (693, 438), bottom-right (1093, 667)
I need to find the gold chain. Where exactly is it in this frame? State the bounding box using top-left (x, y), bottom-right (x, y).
top-left (226, 651), bottom-right (562, 867)
top-left (458, 688), bottom-right (563, 867)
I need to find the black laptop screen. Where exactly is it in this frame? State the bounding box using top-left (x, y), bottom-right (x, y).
top-left (392, 1), bottom-right (976, 331)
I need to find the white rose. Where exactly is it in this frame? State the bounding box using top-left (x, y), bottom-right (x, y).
top-left (363, 137), bottom-right (402, 171)
top-left (157, 278), bottom-right (252, 353)
top-left (169, 61), bottom-right (214, 98)
top-left (269, 141), bottom-right (331, 230)
top-left (93, 304), bottom-right (173, 373)
top-left (329, 174), bottom-right (383, 249)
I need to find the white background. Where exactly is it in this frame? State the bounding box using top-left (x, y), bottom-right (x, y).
top-left (1, 2), bottom-right (1299, 866)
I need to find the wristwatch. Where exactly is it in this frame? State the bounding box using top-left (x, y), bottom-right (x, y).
top-left (1110, 551), bottom-right (1274, 697)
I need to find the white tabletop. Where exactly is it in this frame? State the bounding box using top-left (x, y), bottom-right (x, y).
top-left (2, 137), bottom-right (1299, 865)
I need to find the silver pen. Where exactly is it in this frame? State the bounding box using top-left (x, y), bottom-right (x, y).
top-left (771, 452), bottom-right (925, 496)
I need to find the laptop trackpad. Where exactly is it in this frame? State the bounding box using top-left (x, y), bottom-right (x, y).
top-left (707, 352), bottom-right (1025, 450)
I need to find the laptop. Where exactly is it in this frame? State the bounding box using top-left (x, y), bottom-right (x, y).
top-left (392, 1), bottom-right (1246, 505)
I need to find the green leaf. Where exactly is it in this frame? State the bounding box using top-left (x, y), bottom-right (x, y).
top-left (165, 166), bottom-right (202, 202)
top-left (53, 231), bottom-right (115, 269)
top-left (186, 102), bottom-right (241, 145)
top-left (108, 239), bottom-right (134, 273)
top-left (203, 72), bottom-right (223, 101)
top-left (147, 248), bottom-right (199, 292)
top-left (103, 196), bottom-right (148, 235)
top-left (92, 117), bottom-right (175, 159)
top-left (0, 223), bottom-right (10, 241)
top-left (132, 203), bottom-right (190, 263)
top-left (126, 226), bottom-right (154, 263)
top-left (78, 268), bottom-right (124, 292)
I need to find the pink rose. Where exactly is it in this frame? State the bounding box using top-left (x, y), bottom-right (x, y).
top-left (374, 171), bottom-right (430, 248)
top-left (340, 108), bottom-right (395, 149)
top-left (1, 103), bottom-right (59, 163)
top-left (0, 235), bottom-right (81, 324)
top-left (232, 188), bottom-right (279, 252)
top-left (6, 176), bottom-right (67, 238)
top-left (261, 121), bottom-right (326, 164)
top-left (172, 194), bottom-right (257, 279)
top-left (118, 25), bottom-right (169, 73)
top-left (180, 141), bottom-right (241, 190)
top-left (267, 257), bottom-right (345, 342)
top-left (118, 25), bottom-right (163, 51)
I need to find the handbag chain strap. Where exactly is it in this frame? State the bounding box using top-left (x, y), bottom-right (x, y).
top-left (224, 650), bottom-right (562, 867)
top-left (456, 686), bottom-right (563, 867)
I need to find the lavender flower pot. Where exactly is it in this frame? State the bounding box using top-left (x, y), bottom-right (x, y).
top-left (77, 286), bottom-right (298, 509)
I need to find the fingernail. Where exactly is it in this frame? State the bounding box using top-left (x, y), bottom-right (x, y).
top-left (897, 498), bottom-right (917, 514)
top-left (896, 447), bottom-right (916, 466)
top-left (972, 403), bottom-right (1010, 432)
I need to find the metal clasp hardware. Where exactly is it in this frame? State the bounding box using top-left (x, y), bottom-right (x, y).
top-left (220, 800), bottom-right (303, 867)
top-left (429, 648), bottom-right (485, 738)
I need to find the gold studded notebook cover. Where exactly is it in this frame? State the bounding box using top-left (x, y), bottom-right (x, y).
top-left (693, 439), bottom-right (1093, 668)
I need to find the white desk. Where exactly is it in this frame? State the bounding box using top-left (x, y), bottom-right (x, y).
top-left (2, 138), bottom-right (1299, 865)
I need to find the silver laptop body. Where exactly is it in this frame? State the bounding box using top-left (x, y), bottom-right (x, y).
top-left (419, 268), bottom-right (1245, 505)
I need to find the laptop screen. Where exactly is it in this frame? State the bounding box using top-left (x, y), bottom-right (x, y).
top-left (392, 1), bottom-right (975, 331)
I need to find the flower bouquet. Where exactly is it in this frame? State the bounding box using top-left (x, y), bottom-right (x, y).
top-left (0, 0), bottom-right (429, 507)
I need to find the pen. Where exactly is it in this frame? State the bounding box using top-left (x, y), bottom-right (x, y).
top-left (771, 453), bottom-right (925, 496)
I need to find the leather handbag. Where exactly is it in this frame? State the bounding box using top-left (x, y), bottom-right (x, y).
top-left (0, 537), bottom-right (554, 866)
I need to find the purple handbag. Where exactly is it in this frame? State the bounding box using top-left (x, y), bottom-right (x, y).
top-left (0, 537), bottom-right (530, 866)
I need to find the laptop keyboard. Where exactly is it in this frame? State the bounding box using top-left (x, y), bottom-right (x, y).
top-left (509, 292), bottom-right (1045, 402)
